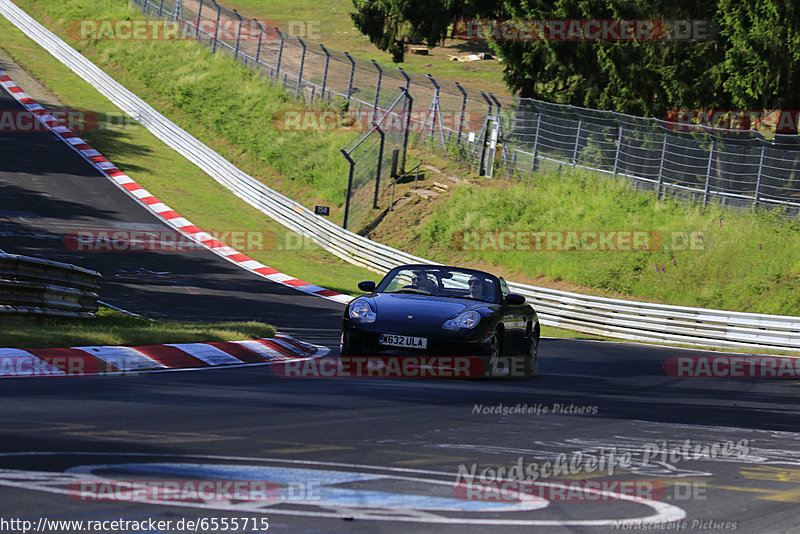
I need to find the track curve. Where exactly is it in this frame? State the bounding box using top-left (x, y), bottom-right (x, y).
top-left (1, 65), bottom-right (799, 533)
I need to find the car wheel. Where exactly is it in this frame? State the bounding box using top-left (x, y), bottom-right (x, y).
top-left (483, 332), bottom-right (502, 378)
top-left (523, 330), bottom-right (539, 378)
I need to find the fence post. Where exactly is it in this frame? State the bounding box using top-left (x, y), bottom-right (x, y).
top-left (345, 52), bottom-right (356, 104)
top-left (613, 124), bottom-right (623, 175)
top-left (401, 89), bottom-right (413, 174)
top-left (371, 60), bottom-right (383, 123)
top-left (194, 0), bottom-right (203, 39)
top-left (275, 30), bottom-right (285, 84)
top-left (754, 145), bottom-right (765, 208)
top-left (373, 124), bottom-right (385, 209)
top-left (232, 9), bottom-right (243, 62)
top-left (254, 19), bottom-right (264, 65)
top-left (656, 130), bottom-right (668, 197)
top-left (340, 149), bottom-right (356, 230)
top-left (572, 118), bottom-right (582, 167)
top-left (320, 45), bottom-right (331, 102)
top-left (703, 140), bottom-right (715, 208)
top-left (478, 91), bottom-right (493, 177)
top-left (210, 0), bottom-right (221, 52)
top-left (531, 112), bottom-right (541, 173)
top-left (158, 0), bottom-right (165, 17)
top-left (454, 82), bottom-right (468, 146)
top-left (297, 37), bottom-right (307, 99)
top-left (171, 0), bottom-right (183, 21)
top-left (430, 75), bottom-right (448, 149)
top-left (489, 93), bottom-right (503, 170)
top-left (397, 72), bottom-right (411, 173)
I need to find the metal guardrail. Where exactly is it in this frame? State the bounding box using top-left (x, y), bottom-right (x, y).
top-left (0, 253), bottom-right (101, 319)
top-left (3, 0), bottom-right (799, 351)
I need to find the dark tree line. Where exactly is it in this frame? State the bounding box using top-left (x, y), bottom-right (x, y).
top-left (350, 0), bottom-right (800, 119)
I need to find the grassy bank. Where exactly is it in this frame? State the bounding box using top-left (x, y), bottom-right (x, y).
top-left (207, 0), bottom-right (511, 97)
top-left (370, 162), bottom-right (800, 315)
top-left (0, 308), bottom-right (274, 348)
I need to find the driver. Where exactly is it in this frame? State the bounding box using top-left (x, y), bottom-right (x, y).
top-left (468, 275), bottom-right (487, 300)
top-left (407, 270), bottom-right (437, 293)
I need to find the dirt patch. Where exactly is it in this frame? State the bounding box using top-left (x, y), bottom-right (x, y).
top-left (0, 45), bottom-right (64, 108)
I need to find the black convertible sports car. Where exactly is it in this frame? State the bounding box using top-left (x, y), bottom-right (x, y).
top-left (340, 264), bottom-right (540, 377)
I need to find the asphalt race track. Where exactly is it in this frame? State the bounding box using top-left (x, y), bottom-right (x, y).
top-left (2, 78), bottom-right (800, 533)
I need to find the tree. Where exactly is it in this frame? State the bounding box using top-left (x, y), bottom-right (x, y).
top-left (350, 0), bottom-right (734, 117)
top-left (718, 0), bottom-right (800, 112)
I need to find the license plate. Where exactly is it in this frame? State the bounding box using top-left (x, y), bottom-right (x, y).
top-left (379, 334), bottom-right (428, 349)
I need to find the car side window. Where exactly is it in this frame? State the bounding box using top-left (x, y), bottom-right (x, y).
top-left (499, 278), bottom-right (510, 298)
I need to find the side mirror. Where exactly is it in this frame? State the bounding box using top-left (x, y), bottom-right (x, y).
top-left (505, 293), bottom-right (526, 305)
top-left (358, 281), bottom-right (376, 292)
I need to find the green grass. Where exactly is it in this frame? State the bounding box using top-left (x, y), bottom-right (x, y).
top-left (216, 0), bottom-right (512, 97)
top-left (407, 167), bottom-right (800, 315)
top-left (0, 307), bottom-right (275, 349)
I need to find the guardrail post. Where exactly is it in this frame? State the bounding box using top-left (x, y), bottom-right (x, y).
top-left (340, 149), bottom-right (356, 230)
top-left (703, 139), bottom-right (715, 208)
top-left (454, 82), bottom-right (468, 146)
top-left (345, 52), bottom-right (356, 104)
top-left (754, 145), bottom-right (765, 208)
top-left (373, 123), bottom-right (385, 209)
top-left (232, 9), bottom-right (243, 62)
top-left (320, 45), bottom-right (331, 102)
top-left (275, 30), bottom-right (285, 84)
top-left (297, 37), bottom-right (307, 99)
top-left (371, 60), bottom-right (383, 123)
top-left (656, 131), bottom-right (668, 197)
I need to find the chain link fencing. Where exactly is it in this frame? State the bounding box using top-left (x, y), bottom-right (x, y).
top-left (130, 0), bottom-right (800, 219)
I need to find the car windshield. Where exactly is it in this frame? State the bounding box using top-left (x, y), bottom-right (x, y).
top-left (376, 267), bottom-right (500, 303)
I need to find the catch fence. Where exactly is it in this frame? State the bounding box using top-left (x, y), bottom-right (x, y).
top-left (131, 0), bottom-right (800, 219)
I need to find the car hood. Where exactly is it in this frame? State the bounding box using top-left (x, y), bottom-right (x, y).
top-left (370, 293), bottom-right (482, 321)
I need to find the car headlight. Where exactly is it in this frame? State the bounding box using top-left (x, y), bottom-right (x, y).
top-left (349, 298), bottom-right (376, 323)
top-left (442, 310), bottom-right (481, 331)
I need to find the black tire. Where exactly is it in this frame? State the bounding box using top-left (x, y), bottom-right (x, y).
top-left (523, 330), bottom-right (539, 378)
top-left (483, 331), bottom-right (502, 378)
